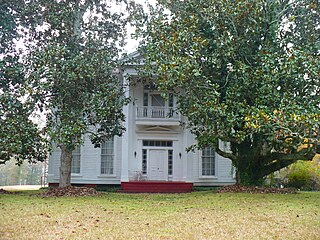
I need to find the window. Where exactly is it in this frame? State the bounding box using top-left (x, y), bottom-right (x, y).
top-left (144, 84), bottom-right (157, 90)
top-left (151, 94), bottom-right (165, 107)
top-left (150, 94), bottom-right (165, 118)
top-left (143, 92), bottom-right (148, 107)
top-left (101, 139), bottom-right (114, 175)
top-left (201, 147), bottom-right (215, 176)
top-left (168, 94), bottom-right (174, 108)
top-left (142, 149), bottom-right (147, 174)
top-left (141, 85), bottom-right (177, 119)
top-left (168, 150), bottom-right (173, 175)
top-left (143, 140), bottom-right (173, 147)
top-left (71, 146), bottom-right (81, 174)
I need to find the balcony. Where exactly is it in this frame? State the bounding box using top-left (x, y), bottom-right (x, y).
top-left (135, 107), bottom-right (180, 125)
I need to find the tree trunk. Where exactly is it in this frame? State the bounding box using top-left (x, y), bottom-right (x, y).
top-left (59, 144), bottom-right (72, 187)
top-left (235, 169), bottom-right (241, 185)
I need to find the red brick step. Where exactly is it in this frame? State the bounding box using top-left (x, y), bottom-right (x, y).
top-left (121, 181), bottom-right (193, 193)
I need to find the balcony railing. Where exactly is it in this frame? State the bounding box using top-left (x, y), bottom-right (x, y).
top-left (136, 107), bottom-right (180, 120)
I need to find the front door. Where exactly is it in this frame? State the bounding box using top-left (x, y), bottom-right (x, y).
top-left (148, 149), bottom-right (168, 181)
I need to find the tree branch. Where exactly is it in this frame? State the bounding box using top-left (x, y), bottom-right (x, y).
top-left (260, 149), bottom-right (315, 178)
top-left (213, 140), bottom-right (237, 162)
top-left (269, 150), bottom-right (315, 162)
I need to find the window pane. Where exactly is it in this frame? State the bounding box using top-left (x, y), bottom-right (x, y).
top-left (143, 140), bottom-right (173, 147)
top-left (151, 94), bottom-right (165, 106)
top-left (142, 149), bottom-right (147, 174)
top-left (143, 92), bottom-right (148, 106)
top-left (168, 94), bottom-right (174, 107)
top-left (71, 146), bottom-right (81, 174)
top-left (101, 138), bottom-right (114, 175)
top-left (168, 150), bottom-right (173, 175)
top-left (201, 147), bottom-right (215, 176)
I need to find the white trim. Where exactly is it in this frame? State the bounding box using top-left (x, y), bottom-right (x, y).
top-left (71, 174), bottom-right (83, 178)
top-left (137, 136), bottom-right (179, 141)
top-left (97, 174), bottom-right (117, 178)
top-left (141, 139), bottom-right (175, 180)
top-left (71, 145), bottom-right (81, 174)
top-left (142, 146), bottom-right (173, 150)
top-left (136, 129), bottom-right (180, 134)
top-left (198, 176), bottom-right (218, 180)
top-left (100, 137), bottom-right (116, 176)
top-left (198, 148), bottom-right (217, 178)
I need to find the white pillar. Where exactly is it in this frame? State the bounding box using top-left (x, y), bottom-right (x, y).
top-left (120, 71), bottom-right (131, 182)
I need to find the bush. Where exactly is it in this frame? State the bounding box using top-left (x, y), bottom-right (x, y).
top-left (287, 160), bottom-right (320, 190)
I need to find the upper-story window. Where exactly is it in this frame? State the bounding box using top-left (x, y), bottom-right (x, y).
top-left (71, 146), bottom-right (81, 174)
top-left (140, 84), bottom-right (175, 119)
top-left (151, 94), bottom-right (165, 107)
top-left (143, 84), bottom-right (174, 108)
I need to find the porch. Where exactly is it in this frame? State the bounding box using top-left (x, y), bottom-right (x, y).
top-left (121, 181), bottom-right (193, 193)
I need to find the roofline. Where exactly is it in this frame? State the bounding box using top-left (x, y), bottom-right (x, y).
top-left (119, 50), bottom-right (141, 64)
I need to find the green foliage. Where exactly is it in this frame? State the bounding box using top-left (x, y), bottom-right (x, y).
top-left (138, 0), bottom-right (320, 184)
top-left (1, 0), bottom-right (141, 186)
top-left (287, 160), bottom-right (320, 190)
top-left (20, 0), bottom-right (136, 186)
top-left (0, 95), bottom-right (48, 165)
top-left (23, 0), bottom-right (131, 149)
top-left (0, 0), bottom-right (48, 165)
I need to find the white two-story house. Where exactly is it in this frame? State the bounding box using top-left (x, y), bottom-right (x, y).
top-left (47, 52), bottom-right (235, 192)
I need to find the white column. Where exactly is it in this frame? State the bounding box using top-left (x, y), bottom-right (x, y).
top-left (182, 128), bottom-right (189, 182)
top-left (120, 71), bottom-right (131, 182)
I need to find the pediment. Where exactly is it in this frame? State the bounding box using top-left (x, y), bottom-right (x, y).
top-left (144, 125), bottom-right (172, 132)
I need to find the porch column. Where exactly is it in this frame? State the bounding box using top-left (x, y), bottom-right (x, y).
top-left (182, 129), bottom-right (189, 182)
top-left (120, 70), bottom-right (131, 182)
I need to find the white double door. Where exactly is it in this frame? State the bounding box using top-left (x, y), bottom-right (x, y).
top-left (148, 149), bottom-right (168, 181)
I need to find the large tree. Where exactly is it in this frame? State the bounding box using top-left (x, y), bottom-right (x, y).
top-left (20, 0), bottom-right (136, 187)
top-left (0, 0), bottom-right (47, 166)
top-left (139, 0), bottom-right (319, 184)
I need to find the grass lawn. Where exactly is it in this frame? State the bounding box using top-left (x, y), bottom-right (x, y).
top-left (0, 190), bottom-right (319, 240)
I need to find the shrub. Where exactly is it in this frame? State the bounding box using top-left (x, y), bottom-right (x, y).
top-left (286, 159), bottom-right (320, 190)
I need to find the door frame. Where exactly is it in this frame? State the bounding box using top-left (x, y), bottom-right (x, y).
top-left (141, 140), bottom-right (174, 181)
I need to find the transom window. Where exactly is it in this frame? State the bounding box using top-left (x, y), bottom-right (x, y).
top-left (143, 140), bottom-right (173, 147)
top-left (101, 138), bottom-right (114, 175)
top-left (71, 146), bottom-right (81, 174)
top-left (201, 146), bottom-right (215, 176)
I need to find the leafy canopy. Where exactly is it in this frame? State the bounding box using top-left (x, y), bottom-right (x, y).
top-left (139, 0), bottom-right (319, 184)
top-left (23, 0), bottom-right (134, 149)
top-left (0, 1), bottom-right (47, 165)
